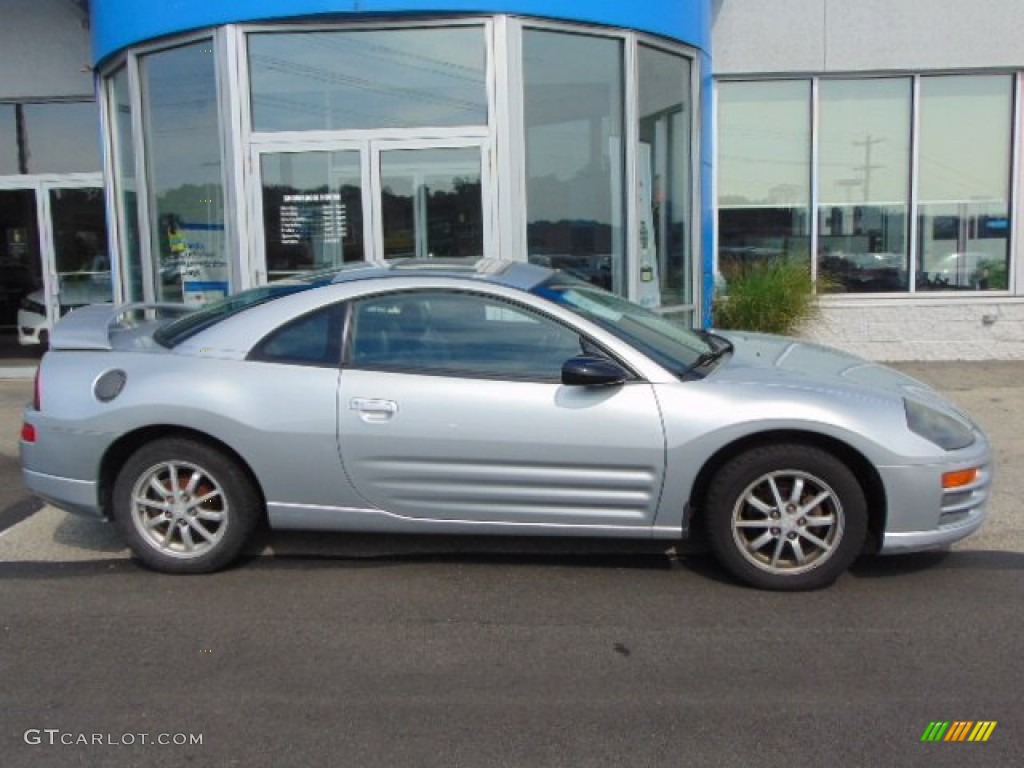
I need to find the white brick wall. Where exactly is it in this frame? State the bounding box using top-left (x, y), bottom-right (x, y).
top-left (800, 301), bottom-right (1024, 361)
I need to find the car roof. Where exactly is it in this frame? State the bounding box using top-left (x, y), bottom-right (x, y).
top-left (326, 258), bottom-right (557, 292)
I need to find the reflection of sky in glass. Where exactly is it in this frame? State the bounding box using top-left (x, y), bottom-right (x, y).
top-left (0, 105), bottom-right (17, 174)
top-left (523, 29), bottom-right (623, 223)
top-left (143, 42), bottom-right (222, 193)
top-left (717, 81), bottom-right (810, 206)
top-left (919, 75), bottom-right (1012, 203)
top-left (249, 28), bottom-right (487, 131)
top-left (23, 102), bottom-right (102, 174)
top-left (818, 79), bottom-right (910, 206)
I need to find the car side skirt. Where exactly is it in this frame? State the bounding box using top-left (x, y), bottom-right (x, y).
top-left (268, 502), bottom-right (681, 540)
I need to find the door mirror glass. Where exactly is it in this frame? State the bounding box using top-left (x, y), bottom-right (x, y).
top-left (561, 355), bottom-right (628, 387)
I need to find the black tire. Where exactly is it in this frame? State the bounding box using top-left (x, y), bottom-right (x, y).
top-left (703, 444), bottom-right (867, 591)
top-left (112, 437), bottom-right (261, 574)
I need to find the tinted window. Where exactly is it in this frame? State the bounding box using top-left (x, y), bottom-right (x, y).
top-left (249, 305), bottom-right (345, 366)
top-left (347, 291), bottom-right (584, 381)
top-left (155, 278), bottom-right (329, 347)
top-left (533, 274), bottom-right (710, 375)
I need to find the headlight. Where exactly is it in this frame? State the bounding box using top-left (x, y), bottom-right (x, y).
top-left (904, 398), bottom-right (975, 450)
top-left (19, 297), bottom-right (45, 314)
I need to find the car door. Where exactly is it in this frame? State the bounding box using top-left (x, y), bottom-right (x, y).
top-left (336, 289), bottom-right (666, 530)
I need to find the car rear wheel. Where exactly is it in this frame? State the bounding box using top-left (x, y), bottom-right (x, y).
top-left (703, 444), bottom-right (867, 590)
top-left (113, 438), bottom-right (260, 574)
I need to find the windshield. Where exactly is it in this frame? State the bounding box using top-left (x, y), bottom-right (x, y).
top-left (532, 275), bottom-right (715, 375)
top-left (154, 278), bottom-right (329, 348)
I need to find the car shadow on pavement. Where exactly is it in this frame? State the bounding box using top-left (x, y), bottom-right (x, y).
top-left (850, 549), bottom-right (1024, 577)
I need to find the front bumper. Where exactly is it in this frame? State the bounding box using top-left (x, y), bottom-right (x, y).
top-left (878, 456), bottom-right (993, 554)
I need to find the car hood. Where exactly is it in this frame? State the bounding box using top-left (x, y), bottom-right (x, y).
top-left (711, 329), bottom-right (962, 415)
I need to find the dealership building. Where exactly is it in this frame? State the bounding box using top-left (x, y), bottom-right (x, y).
top-left (1, 0), bottom-right (1022, 365)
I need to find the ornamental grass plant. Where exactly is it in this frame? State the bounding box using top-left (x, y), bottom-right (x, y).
top-left (712, 258), bottom-right (823, 336)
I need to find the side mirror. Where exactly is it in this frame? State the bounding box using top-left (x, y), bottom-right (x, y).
top-left (561, 355), bottom-right (628, 387)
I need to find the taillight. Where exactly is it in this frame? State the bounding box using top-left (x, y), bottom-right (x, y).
top-left (32, 367), bottom-right (41, 411)
top-left (21, 423), bottom-right (37, 443)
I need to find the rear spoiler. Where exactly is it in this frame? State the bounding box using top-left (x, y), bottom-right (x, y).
top-left (48, 302), bottom-right (194, 351)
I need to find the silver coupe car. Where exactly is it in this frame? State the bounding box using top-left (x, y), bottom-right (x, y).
top-left (19, 259), bottom-right (992, 589)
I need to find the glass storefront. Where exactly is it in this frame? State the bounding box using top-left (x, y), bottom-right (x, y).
top-left (917, 75), bottom-right (1012, 292)
top-left (99, 18), bottom-right (701, 318)
top-left (49, 188), bottom-right (111, 315)
top-left (379, 147), bottom-right (483, 260)
top-left (140, 39), bottom-right (227, 304)
top-left (637, 44), bottom-right (693, 309)
top-left (717, 81), bottom-right (811, 275)
top-left (1, 105), bottom-right (20, 175)
top-left (523, 28), bottom-right (625, 294)
top-left (0, 190), bottom-right (43, 332)
top-left (818, 78), bottom-right (911, 293)
top-left (260, 151), bottom-right (365, 277)
top-left (248, 27), bottom-right (488, 131)
top-left (717, 74), bottom-right (1017, 295)
top-left (106, 67), bottom-right (144, 302)
top-left (0, 98), bottom-right (107, 352)
top-left (21, 103), bottom-right (102, 174)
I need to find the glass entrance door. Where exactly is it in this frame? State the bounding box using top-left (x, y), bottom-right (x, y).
top-left (0, 183), bottom-right (108, 348)
top-left (259, 149), bottom-right (366, 281)
top-left (48, 186), bottom-right (111, 322)
top-left (0, 189), bottom-right (43, 341)
top-left (254, 140), bottom-right (490, 282)
top-left (378, 146), bottom-right (484, 260)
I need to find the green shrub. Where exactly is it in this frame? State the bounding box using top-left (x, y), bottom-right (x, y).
top-left (713, 260), bottom-right (822, 336)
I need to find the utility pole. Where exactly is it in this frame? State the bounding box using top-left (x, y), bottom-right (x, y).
top-left (852, 134), bottom-right (884, 202)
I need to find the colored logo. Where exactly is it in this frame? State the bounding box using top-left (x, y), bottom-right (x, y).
top-left (921, 721), bottom-right (997, 742)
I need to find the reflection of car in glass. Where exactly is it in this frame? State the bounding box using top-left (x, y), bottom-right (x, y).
top-left (528, 253), bottom-right (612, 289)
top-left (21, 259), bottom-right (992, 590)
top-left (819, 251), bottom-right (907, 292)
top-left (924, 252), bottom-right (993, 290)
top-left (17, 268), bottom-right (112, 346)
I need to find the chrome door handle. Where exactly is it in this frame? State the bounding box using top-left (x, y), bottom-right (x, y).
top-left (349, 398), bottom-right (398, 422)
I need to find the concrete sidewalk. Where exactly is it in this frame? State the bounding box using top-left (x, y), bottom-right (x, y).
top-left (2, 360), bottom-right (1022, 559)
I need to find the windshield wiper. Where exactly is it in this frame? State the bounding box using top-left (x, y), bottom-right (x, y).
top-left (683, 332), bottom-right (734, 375)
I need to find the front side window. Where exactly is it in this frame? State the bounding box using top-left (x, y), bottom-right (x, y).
top-left (347, 291), bottom-right (584, 380)
top-left (523, 29), bottom-right (625, 294)
top-left (141, 39), bottom-right (227, 304)
top-left (248, 27), bottom-right (488, 132)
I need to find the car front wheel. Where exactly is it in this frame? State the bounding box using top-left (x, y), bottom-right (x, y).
top-left (113, 437), bottom-right (260, 574)
top-left (703, 444), bottom-right (867, 590)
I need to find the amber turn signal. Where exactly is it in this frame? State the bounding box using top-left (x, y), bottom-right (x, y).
top-left (942, 468), bottom-right (979, 489)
